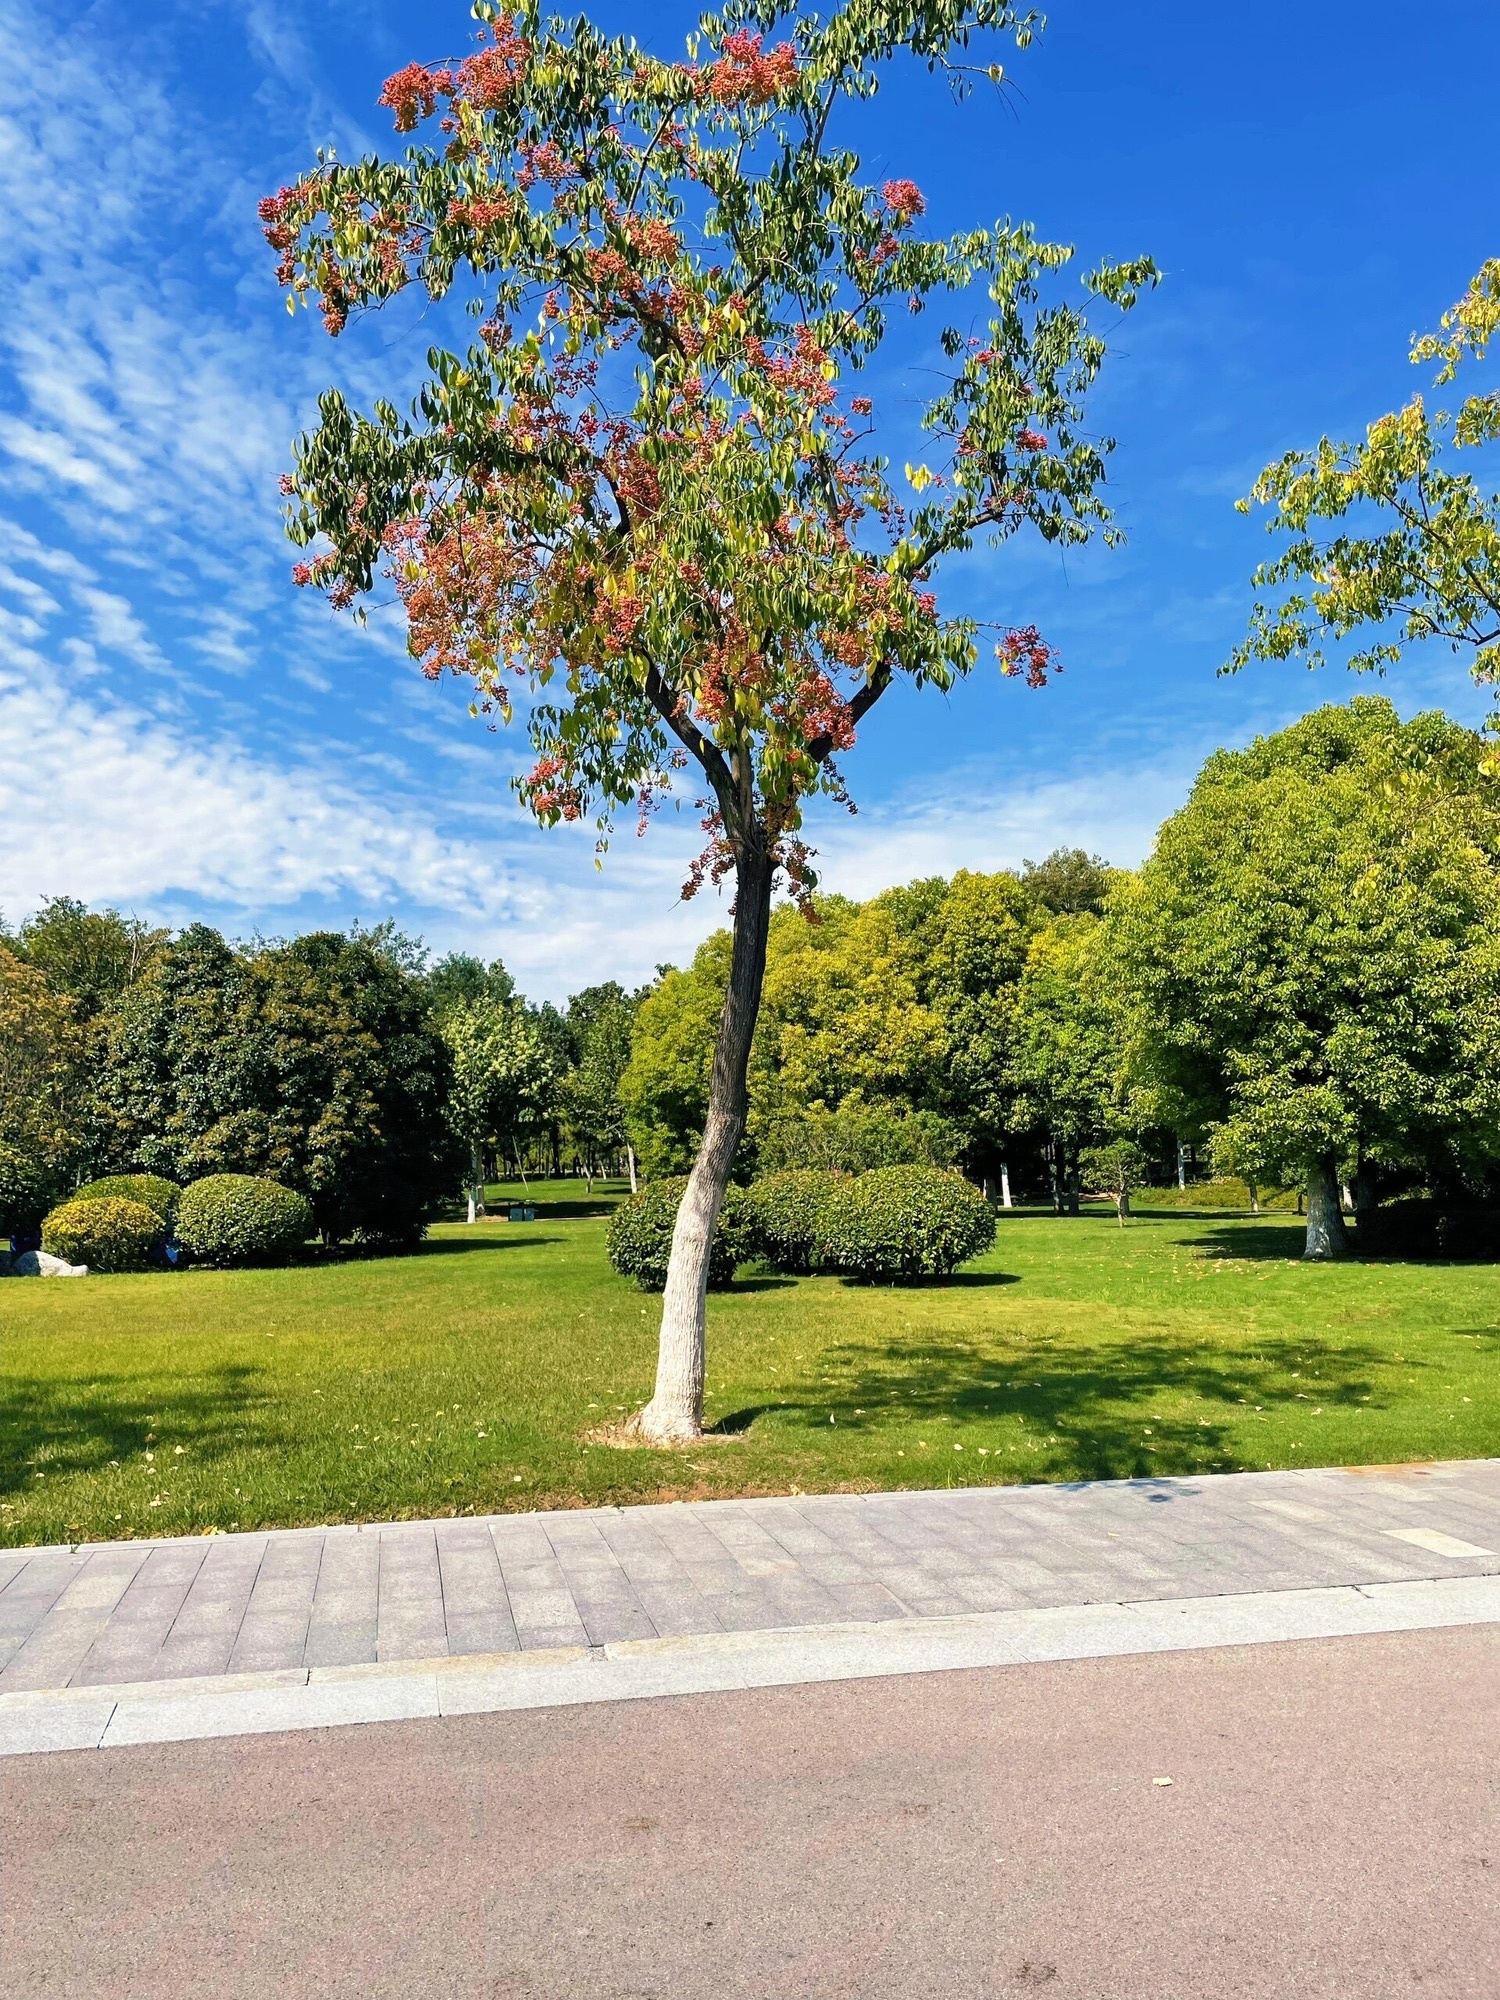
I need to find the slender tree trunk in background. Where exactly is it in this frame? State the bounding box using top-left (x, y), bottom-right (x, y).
top-left (1303, 1155), bottom-right (1349, 1260)
top-left (1065, 1159), bottom-right (1081, 1217)
top-left (1000, 1162), bottom-right (1012, 1209)
top-left (467, 1143), bottom-right (485, 1225)
top-left (626, 1143), bottom-right (638, 1195)
top-left (1176, 1137), bottom-right (1187, 1190)
top-left (1353, 1159), bottom-right (1379, 1251)
top-left (1116, 1186), bottom-right (1130, 1226)
top-left (633, 844), bottom-right (774, 1444)
top-left (1248, 1180), bottom-right (1260, 1215)
top-left (1047, 1142), bottom-right (1062, 1215)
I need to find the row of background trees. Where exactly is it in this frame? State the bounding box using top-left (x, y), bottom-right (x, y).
top-left (4, 696), bottom-right (1499, 1258)
top-left (0, 904), bottom-right (643, 1249)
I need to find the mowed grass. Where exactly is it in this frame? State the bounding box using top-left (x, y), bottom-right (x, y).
top-left (3, 1180), bottom-right (1499, 1546)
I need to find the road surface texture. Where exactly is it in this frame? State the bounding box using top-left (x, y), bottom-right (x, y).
top-left (4, 1623), bottom-right (1497, 2000)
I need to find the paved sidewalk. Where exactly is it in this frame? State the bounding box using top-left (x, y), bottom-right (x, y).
top-left (3, 1459), bottom-right (1497, 1697)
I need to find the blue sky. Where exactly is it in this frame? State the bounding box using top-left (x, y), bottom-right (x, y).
top-left (0, 0), bottom-right (1495, 998)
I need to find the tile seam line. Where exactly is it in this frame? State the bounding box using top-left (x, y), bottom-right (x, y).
top-left (479, 1516), bottom-right (522, 1654)
top-left (540, 1511), bottom-right (661, 1648)
top-left (297, 1529), bottom-right (331, 1671)
top-left (67, 1541), bottom-right (210, 1689)
top-left (595, 1513), bottom-right (730, 1637)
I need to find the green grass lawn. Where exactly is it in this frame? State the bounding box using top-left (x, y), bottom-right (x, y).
top-left (3, 1180), bottom-right (1498, 1546)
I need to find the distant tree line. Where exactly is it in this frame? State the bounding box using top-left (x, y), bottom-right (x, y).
top-left (4, 697), bottom-right (1498, 1259)
top-left (618, 698), bottom-right (1500, 1258)
top-left (0, 905), bottom-right (644, 1250)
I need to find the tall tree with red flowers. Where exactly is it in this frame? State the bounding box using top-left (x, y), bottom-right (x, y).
top-left (263, 0), bottom-right (1155, 1442)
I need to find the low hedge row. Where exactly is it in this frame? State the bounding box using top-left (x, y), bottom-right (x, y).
top-left (609, 1164), bottom-right (996, 1289)
top-left (40, 1171), bottom-right (312, 1271)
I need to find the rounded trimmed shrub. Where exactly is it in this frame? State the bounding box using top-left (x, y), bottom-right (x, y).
top-left (42, 1196), bottom-right (162, 1273)
top-left (744, 1169), bottom-right (845, 1274)
top-left (606, 1176), bottom-right (755, 1292)
top-left (814, 1166), bottom-right (996, 1282)
top-left (71, 1174), bottom-right (181, 1226)
top-left (176, 1174), bottom-right (313, 1267)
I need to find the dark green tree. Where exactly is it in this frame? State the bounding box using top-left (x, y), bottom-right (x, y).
top-left (1114, 699), bottom-right (1500, 1257)
top-left (100, 928), bottom-right (459, 1245)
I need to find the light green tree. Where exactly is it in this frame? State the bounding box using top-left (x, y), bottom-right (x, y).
top-left (267, 0), bottom-right (1154, 1441)
top-left (0, 948), bottom-right (88, 1236)
top-left (1006, 913), bottom-right (1125, 1212)
top-left (440, 998), bottom-right (558, 1220)
top-left (1114, 699), bottom-right (1500, 1258)
top-left (1230, 259), bottom-right (1500, 698)
top-left (565, 989), bottom-right (637, 1188)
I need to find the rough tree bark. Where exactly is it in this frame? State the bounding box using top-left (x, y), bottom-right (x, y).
top-left (999, 1162), bottom-right (1012, 1210)
top-left (1303, 1154), bottom-right (1349, 1260)
top-left (466, 1144), bottom-right (486, 1225)
top-left (631, 842), bottom-right (775, 1443)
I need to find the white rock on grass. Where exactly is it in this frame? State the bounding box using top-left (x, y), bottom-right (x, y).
top-left (8, 1250), bottom-right (88, 1277)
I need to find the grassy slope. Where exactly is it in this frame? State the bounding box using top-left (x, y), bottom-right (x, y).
top-left (3, 1182), bottom-right (1498, 1546)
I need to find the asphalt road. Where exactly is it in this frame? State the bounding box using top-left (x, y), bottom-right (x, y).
top-left (4, 1626), bottom-right (1497, 2000)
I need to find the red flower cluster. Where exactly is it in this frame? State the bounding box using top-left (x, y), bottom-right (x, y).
top-left (745, 325), bottom-right (836, 410)
top-left (996, 624), bottom-right (1059, 688)
top-left (1015, 428), bottom-right (1049, 452)
top-left (446, 195), bottom-right (513, 231)
top-left (377, 19), bottom-right (528, 132)
top-left (881, 179), bottom-right (925, 223)
top-left (524, 755), bottom-right (585, 823)
top-left (379, 62), bottom-right (443, 132)
top-left (702, 31), bottom-right (798, 106)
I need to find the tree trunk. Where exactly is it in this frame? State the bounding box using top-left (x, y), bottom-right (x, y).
top-left (1065, 1159), bottom-right (1080, 1217)
top-left (633, 844), bottom-right (774, 1443)
top-left (1176, 1137), bottom-right (1187, 1190)
top-left (467, 1142), bottom-right (485, 1225)
top-left (1352, 1159), bottom-right (1379, 1252)
top-left (626, 1143), bottom-right (638, 1195)
top-left (1000, 1162), bottom-right (1012, 1209)
top-left (1303, 1156), bottom-right (1349, 1260)
top-left (1247, 1180), bottom-right (1260, 1215)
top-left (1116, 1188), bottom-right (1130, 1226)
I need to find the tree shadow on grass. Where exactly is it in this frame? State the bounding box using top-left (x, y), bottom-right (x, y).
top-left (754, 1327), bottom-right (1399, 1481)
top-left (416, 1234), bottom-right (565, 1258)
top-left (0, 1363), bottom-right (276, 1502)
top-left (1187, 1221), bottom-right (1310, 1262)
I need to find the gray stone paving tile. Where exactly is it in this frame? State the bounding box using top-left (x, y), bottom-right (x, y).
top-left (621, 1579), bottom-right (724, 1639)
top-left (303, 1537), bottom-right (378, 1668)
top-left (226, 1537), bottom-right (321, 1674)
top-left (375, 1531), bottom-right (448, 1661)
top-left (6, 1461), bottom-right (1500, 1695)
top-left (436, 1532), bottom-right (518, 1656)
top-left (69, 1546), bottom-right (208, 1685)
top-left (487, 1516), bottom-right (560, 1563)
top-left (153, 1542), bottom-right (266, 1680)
top-left (499, 1557), bottom-right (589, 1650)
top-left (0, 1557), bottom-right (145, 1690)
